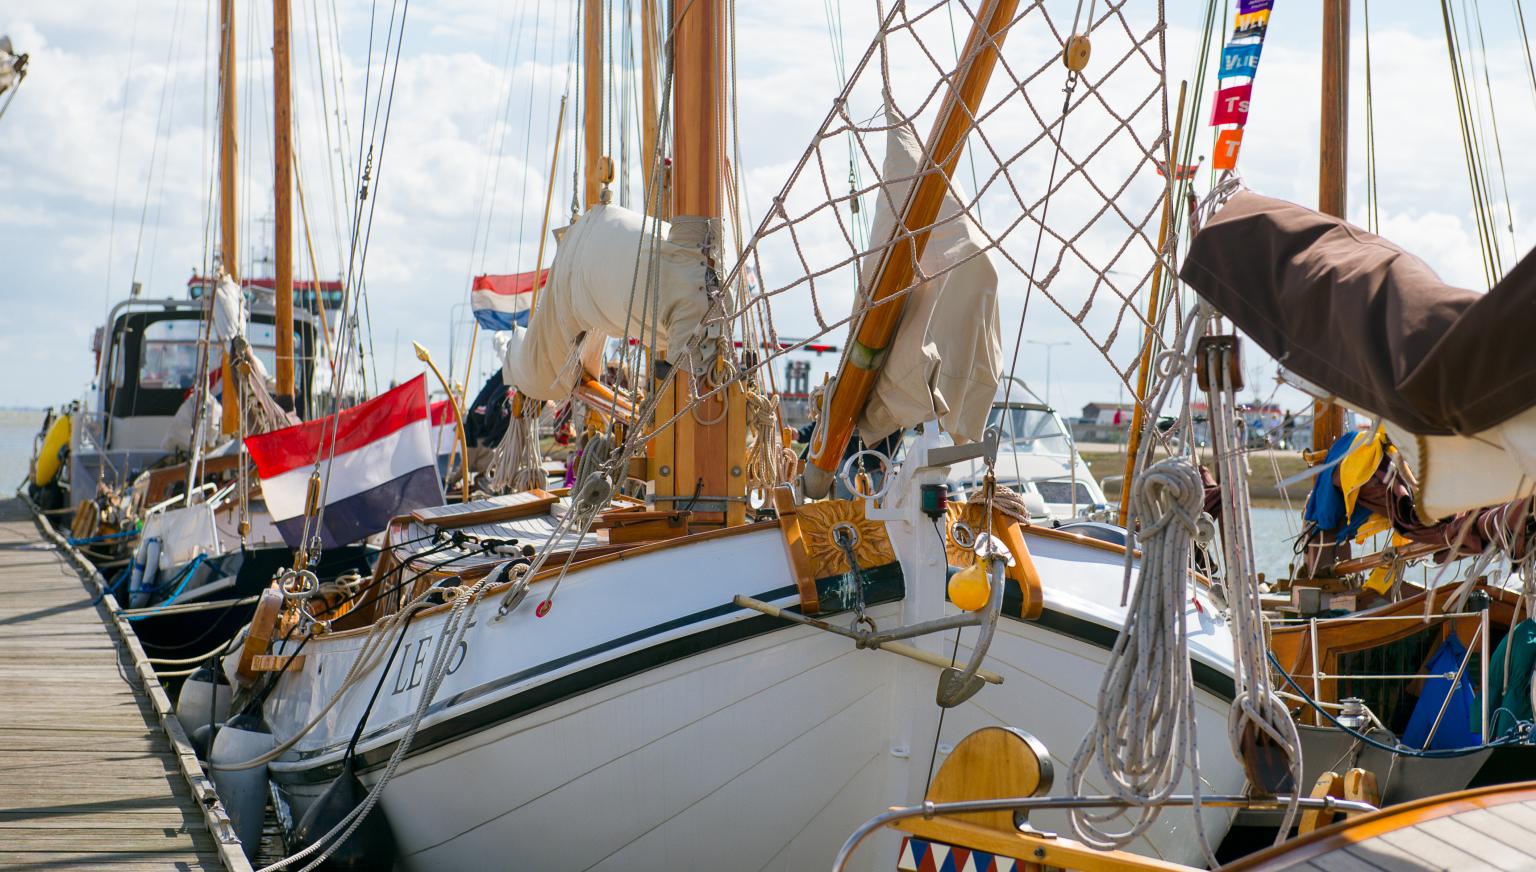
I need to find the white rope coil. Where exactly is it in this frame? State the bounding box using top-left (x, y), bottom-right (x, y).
top-left (1066, 456), bottom-right (1209, 855)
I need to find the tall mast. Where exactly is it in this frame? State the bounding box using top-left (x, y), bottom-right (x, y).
top-left (219, 0), bottom-right (241, 435)
top-left (803, 0), bottom-right (1019, 498)
top-left (273, 0), bottom-right (296, 411)
top-left (1312, 0), bottom-right (1349, 452)
top-left (652, 0), bottom-right (747, 526)
top-left (582, 0), bottom-right (609, 210)
top-left (640, 0), bottom-right (661, 213)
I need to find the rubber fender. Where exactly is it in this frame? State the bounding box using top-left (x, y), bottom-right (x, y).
top-left (289, 755), bottom-right (400, 870)
top-left (209, 712), bottom-right (274, 859)
top-left (30, 413), bottom-right (70, 487)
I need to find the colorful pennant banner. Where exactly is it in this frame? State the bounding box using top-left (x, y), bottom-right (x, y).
top-left (1209, 0), bottom-right (1276, 170)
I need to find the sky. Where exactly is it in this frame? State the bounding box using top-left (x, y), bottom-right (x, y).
top-left (1, 0), bottom-right (1532, 419)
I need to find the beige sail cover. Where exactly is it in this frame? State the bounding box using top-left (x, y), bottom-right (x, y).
top-left (498, 204), bottom-right (708, 401)
top-left (858, 108), bottom-right (1001, 444)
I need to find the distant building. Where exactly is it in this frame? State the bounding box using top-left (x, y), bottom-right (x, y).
top-left (1080, 401), bottom-right (1133, 425)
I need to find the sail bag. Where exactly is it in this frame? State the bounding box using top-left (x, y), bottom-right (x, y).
top-left (858, 106), bottom-right (1001, 444)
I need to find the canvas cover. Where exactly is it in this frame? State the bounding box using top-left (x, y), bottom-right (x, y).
top-left (498, 204), bottom-right (708, 402)
top-left (1181, 190), bottom-right (1536, 519)
top-left (1180, 190), bottom-right (1536, 437)
top-left (859, 106), bottom-right (1002, 444)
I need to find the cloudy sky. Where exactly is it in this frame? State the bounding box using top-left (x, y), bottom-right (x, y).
top-left (1, 0), bottom-right (1532, 418)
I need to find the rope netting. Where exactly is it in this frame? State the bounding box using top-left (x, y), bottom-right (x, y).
top-left (691, 0), bottom-right (1177, 413)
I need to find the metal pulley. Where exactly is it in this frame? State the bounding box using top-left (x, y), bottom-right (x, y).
top-left (1063, 35), bottom-right (1092, 72)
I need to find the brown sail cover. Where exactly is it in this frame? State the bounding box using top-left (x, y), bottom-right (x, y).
top-left (1179, 191), bottom-right (1536, 436)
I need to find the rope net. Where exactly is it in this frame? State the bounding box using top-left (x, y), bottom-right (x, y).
top-left (686, 0), bottom-right (1175, 414)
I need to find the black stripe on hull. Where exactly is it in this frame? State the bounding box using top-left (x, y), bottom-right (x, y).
top-left (273, 566), bottom-right (906, 786)
top-left (271, 572), bottom-right (1235, 788)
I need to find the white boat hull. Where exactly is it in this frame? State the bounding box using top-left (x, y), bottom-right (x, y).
top-left (260, 514), bottom-right (1241, 871)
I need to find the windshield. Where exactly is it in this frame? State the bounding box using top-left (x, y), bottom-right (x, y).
top-left (987, 406), bottom-right (1072, 455)
top-left (139, 320), bottom-right (295, 390)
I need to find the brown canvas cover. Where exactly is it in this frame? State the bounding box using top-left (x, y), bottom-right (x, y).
top-left (1179, 191), bottom-right (1536, 436)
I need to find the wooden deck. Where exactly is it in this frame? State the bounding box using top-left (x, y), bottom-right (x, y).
top-left (0, 498), bottom-right (245, 870)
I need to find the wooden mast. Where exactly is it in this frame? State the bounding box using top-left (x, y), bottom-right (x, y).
top-left (640, 0), bottom-right (661, 212)
top-left (803, 0), bottom-right (1019, 498)
top-left (653, 0), bottom-right (747, 526)
top-left (219, 0), bottom-right (241, 435)
top-left (582, 0), bottom-right (610, 210)
top-left (1312, 0), bottom-right (1349, 452)
top-left (273, 0), bottom-right (296, 411)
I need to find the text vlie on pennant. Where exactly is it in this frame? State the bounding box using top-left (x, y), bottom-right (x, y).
top-left (1219, 42), bottom-right (1263, 79)
top-left (1213, 128), bottom-right (1245, 170)
top-left (1238, 0), bottom-right (1273, 13)
top-left (1210, 83), bottom-right (1254, 126)
top-left (1234, 9), bottom-right (1270, 39)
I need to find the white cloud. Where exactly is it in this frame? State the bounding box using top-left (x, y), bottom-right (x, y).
top-left (0, 0), bottom-right (1530, 421)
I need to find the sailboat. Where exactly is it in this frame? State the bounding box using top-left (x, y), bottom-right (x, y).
top-left (219, 0), bottom-right (1250, 869)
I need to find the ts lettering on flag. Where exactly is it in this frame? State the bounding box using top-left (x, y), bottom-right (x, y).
top-left (471, 270), bottom-right (547, 331)
top-left (244, 375), bottom-right (444, 549)
top-left (1210, 83), bottom-right (1253, 126)
top-left (1238, 0), bottom-right (1272, 12)
top-left (429, 398), bottom-right (458, 459)
top-left (1219, 42), bottom-right (1262, 79)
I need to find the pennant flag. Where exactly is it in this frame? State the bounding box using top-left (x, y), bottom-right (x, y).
top-left (1219, 42), bottom-right (1263, 79)
top-left (1234, 8), bottom-right (1269, 39)
top-left (1210, 83), bottom-right (1254, 125)
top-left (471, 270), bottom-right (547, 330)
top-left (245, 375), bottom-right (443, 549)
top-left (429, 398), bottom-right (458, 459)
top-left (1213, 128), bottom-right (1245, 170)
top-left (1155, 160), bottom-right (1201, 180)
top-left (1238, 0), bottom-right (1272, 12)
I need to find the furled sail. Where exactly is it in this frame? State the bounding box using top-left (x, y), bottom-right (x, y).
top-left (498, 204), bottom-right (708, 402)
top-left (0, 36), bottom-right (22, 97)
top-left (1181, 190), bottom-right (1536, 518)
top-left (858, 107), bottom-right (1001, 444)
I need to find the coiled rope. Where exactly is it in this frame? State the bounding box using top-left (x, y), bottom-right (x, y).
top-left (1066, 457), bottom-right (1212, 857)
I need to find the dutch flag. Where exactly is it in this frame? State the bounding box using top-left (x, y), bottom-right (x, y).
top-left (244, 375), bottom-right (445, 549)
top-left (471, 270), bottom-right (546, 331)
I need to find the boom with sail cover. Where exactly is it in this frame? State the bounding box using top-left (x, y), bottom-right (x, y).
top-left (1181, 190), bottom-right (1536, 518)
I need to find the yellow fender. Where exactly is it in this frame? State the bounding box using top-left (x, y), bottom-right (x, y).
top-left (31, 413), bottom-right (71, 487)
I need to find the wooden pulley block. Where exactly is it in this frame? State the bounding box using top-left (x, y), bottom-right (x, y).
top-left (1196, 334), bottom-right (1244, 392)
top-left (1063, 34), bottom-right (1092, 72)
top-left (595, 154), bottom-right (615, 184)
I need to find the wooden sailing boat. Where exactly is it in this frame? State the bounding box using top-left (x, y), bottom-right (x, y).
top-left (225, 1), bottom-right (1249, 868)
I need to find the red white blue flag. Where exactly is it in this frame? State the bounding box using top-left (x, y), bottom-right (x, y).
top-left (429, 398), bottom-right (457, 459)
top-left (471, 270), bottom-right (546, 330)
top-left (245, 375), bottom-right (443, 549)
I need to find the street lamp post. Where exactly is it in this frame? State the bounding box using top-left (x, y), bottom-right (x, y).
top-left (1026, 339), bottom-right (1068, 407)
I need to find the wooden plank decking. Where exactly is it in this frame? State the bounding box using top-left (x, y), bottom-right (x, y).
top-left (0, 498), bottom-right (241, 870)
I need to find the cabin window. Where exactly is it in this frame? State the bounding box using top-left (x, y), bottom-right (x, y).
top-left (1034, 479), bottom-right (1094, 506)
top-left (138, 320), bottom-right (203, 390)
top-left (987, 407), bottom-right (1072, 454)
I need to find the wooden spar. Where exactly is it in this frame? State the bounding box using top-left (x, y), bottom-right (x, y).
top-left (663, 0), bottom-right (747, 526)
top-left (1312, 0), bottom-right (1349, 452)
top-left (803, 0), bottom-right (1018, 497)
top-left (219, 0), bottom-right (240, 435)
top-left (1118, 81), bottom-right (1187, 526)
top-left (273, 0), bottom-right (296, 411)
top-left (582, 0), bottom-right (609, 210)
top-left (672, 0), bottom-right (722, 220)
top-left (640, 0), bottom-right (661, 213)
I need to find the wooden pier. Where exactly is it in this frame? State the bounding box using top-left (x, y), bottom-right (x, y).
top-left (0, 498), bottom-right (247, 870)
